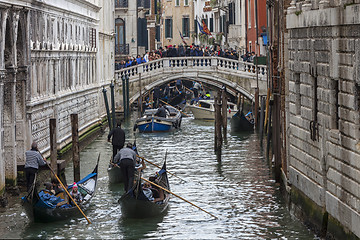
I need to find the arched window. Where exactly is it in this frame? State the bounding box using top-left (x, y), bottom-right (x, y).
top-left (115, 18), bottom-right (126, 54)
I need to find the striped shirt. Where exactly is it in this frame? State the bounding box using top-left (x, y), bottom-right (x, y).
top-left (25, 150), bottom-right (46, 169)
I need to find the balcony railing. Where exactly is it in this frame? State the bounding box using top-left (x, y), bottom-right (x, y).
top-left (137, 0), bottom-right (150, 9)
top-left (115, 44), bottom-right (129, 55)
top-left (115, 0), bottom-right (128, 8)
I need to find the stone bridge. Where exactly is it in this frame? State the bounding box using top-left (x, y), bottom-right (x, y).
top-left (114, 56), bottom-right (268, 106)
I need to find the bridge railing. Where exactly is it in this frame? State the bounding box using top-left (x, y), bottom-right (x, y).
top-left (115, 56), bottom-right (267, 81)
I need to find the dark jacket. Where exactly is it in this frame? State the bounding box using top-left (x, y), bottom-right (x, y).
top-left (108, 127), bottom-right (125, 147)
top-left (155, 106), bottom-right (167, 118)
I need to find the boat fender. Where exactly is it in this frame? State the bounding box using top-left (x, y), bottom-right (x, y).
top-left (133, 124), bottom-right (137, 131)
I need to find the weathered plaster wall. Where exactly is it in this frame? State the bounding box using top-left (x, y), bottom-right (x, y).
top-left (287, 3), bottom-right (360, 238)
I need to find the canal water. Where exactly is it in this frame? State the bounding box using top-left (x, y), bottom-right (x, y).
top-left (1, 112), bottom-right (317, 239)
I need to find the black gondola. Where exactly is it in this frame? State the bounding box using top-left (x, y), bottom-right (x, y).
top-left (230, 111), bottom-right (255, 132)
top-left (119, 161), bottom-right (170, 218)
top-left (108, 160), bottom-right (124, 184)
top-left (21, 155), bottom-right (99, 222)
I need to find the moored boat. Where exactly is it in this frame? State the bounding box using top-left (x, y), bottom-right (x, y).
top-left (187, 99), bottom-right (238, 120)
top-left (133, 106), bottom-right (182, 133)
top-left (118, 161), bottom-right (170, 218)
top-left (230, 111), bottom-right (255, 132)
top-left (21, 156), bottom-right (99, 222)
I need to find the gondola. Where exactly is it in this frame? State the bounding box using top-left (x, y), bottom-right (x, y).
top-left (21, 155), bottom-right (100, 222)
top-left (133, 106), bottom-right (182, 133)
top-left (230, 110), bottom-right (255, 132)
top-left (119, 161), bottom-right (170, 218)
top-left (107, 161), bottom-right (123, 184)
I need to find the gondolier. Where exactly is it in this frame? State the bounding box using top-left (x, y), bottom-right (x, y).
top-left (114, 142), bottom-right (137, 192)
top-left (108, 122), bottom-right (125, 161)
top-left (24, 141), bottom-right (47, 192)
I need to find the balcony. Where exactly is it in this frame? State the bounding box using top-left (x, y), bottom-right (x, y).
top-left (137, 0), bottom-right (150, 9)
top-left (115, 0), bottom-right (128, 8)
top-left (115, 44), bottom-right (129, 55)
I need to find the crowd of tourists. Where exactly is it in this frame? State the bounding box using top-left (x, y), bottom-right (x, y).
top-left (115, 44), bottom-right (241, 70)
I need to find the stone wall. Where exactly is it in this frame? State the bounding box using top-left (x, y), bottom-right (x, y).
top-left (287, 3), bottom-right (360, 238)
top-left (0, 0), bottom-right (112, 189)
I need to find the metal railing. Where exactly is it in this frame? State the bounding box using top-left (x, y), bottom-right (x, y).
top-left (137, 0), bottom-right (150, 9)
top-left (115, 0), bottom-right (128, 8)
top-left (115, 44), bottom-right (129, 55)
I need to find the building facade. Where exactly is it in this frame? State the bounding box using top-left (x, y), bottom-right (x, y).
top-left (0, 0), bottom-right (114, 196)
top-left (114, 0), bottom-right (151, 61)
top-left (245, 0), bottom-right (267, 55)
top-left (287, 1), bottom-right (360, 238)
top-left (161, 0), bottom-right (194, 47)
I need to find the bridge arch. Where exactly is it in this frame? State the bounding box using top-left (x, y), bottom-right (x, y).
top-left (129, 73), bottom-right (255, 105)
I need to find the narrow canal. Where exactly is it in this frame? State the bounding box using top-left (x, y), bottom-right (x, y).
top-left (1, 112), bottom-right (317, 239)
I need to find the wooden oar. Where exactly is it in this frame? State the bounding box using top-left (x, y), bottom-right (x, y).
top-left (137, 155), bottom-right (186, 182)
top-left (141, 177), bottom-right (217, 219)
top-left (42, 153), bottom-right (92, 224)
top-left (159, 99), bottom-right (190, 117)
top-left (184, 86), bottom-right (194, 93)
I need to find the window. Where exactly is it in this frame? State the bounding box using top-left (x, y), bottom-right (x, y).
top-left (89, 28), bottom-right (96, 48)
top-left (194, 19), bottom-right (198, 35)
top-left (115, 18), bottom-right (125, 45)
top-left (184, 0), bottom-right (189, 6)
top-left (248, 0), bottom-right (251, 28)
top-left (331, 79), bottom-right (339, 129)
top-left (165, 18), bottom-right (173, 38)
top-left (229, 2), bottom-right (235, 24)
top-left (175, 0), bottom-right (180, 6)
top-left (182, 17), bottom-right (190, 37)
top-left (209, 17), bottom-right (214, 32)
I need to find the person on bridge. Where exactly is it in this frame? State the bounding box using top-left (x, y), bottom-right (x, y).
top-left (108, 122), bottom-right (126, 161)
top-left (24, 141), bottom-right (48, 192)
top-left (114, 142), bottom-right (138, 192)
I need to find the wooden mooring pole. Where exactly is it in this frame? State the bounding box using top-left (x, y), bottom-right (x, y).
top-left (102, 87), bottom-right (112, 130)
top-left (259, 96), bottom-right (266, 145)
top-left (110, 82), bottom-right (116, 128)
top-left (139, 73), bottom-right (143, 116)
top-left (71, 114), bottom-right (80, 182)
top-left (214, 91), bottom-right (222, 162)
top-left (254, 88), bottom-right (259, 129)
top-left (49, 118), bottom-right (58, 177)
top-left (221, 88), bottom-right (227, 142)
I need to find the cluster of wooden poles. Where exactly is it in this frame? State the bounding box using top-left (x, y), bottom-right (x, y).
top-left (214, 87), bottom-right (274, 163)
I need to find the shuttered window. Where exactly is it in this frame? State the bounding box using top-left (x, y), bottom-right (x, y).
top-left (182, 17), bottom-right (190, 37)
top-left (165, 18), bottom-right (173, 38)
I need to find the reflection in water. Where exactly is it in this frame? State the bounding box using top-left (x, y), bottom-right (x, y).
top-left (0, 112), bottom-right (316, 239)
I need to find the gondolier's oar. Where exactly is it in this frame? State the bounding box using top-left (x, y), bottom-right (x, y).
top-left (184, 86), bottom-right (194, 93)
top-left (159, 99), bottom-right (190, 117)
top-left (41, 152), bottom-right (92, 224)
top-left (141, 177), bottom-right (217, 219)
top-left (137, 155), bottom-right (186, 183)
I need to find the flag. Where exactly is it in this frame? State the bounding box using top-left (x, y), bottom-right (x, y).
top-left (179, 30), bottom-right (187, 45)
top-left (196, 19), bottom-right (206, 34)
top-left (202, 20), bottom-right (211, 36)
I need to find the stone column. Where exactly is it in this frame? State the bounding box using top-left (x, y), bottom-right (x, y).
top-left (0, 70), bottom-right (5, 195)
top-left (4, 10), bottom-right (20, 186)
top-left (15, 66), bottom-right (27, 166)
top-left (4, 67), bottom-right (17, 186)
